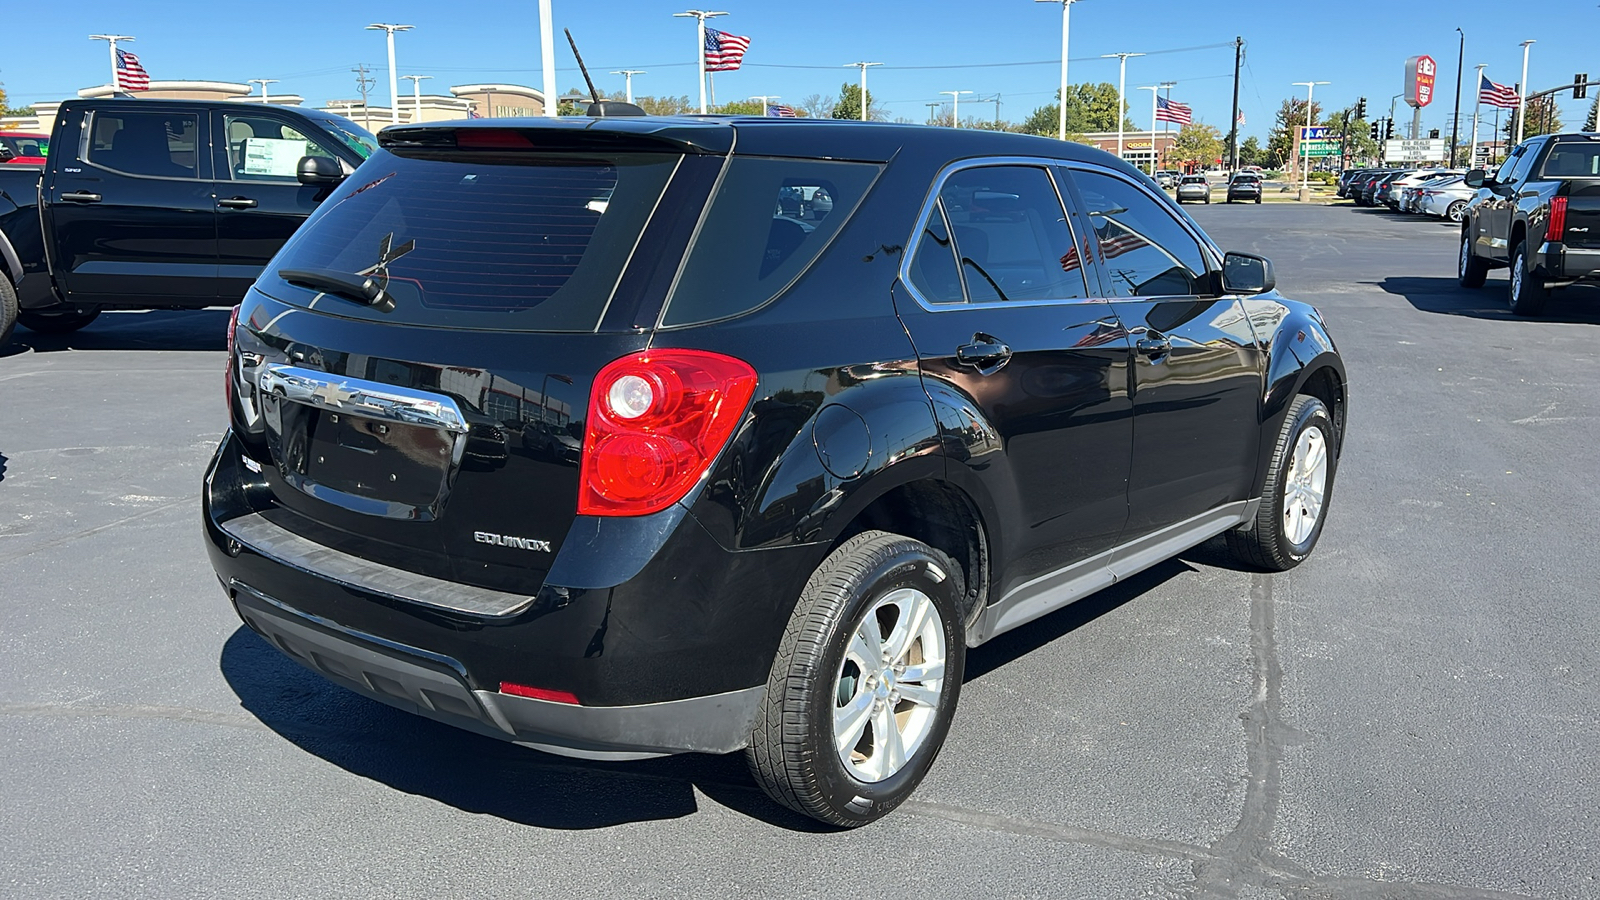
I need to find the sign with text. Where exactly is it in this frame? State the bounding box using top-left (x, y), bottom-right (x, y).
top-left (1300, 139), bottom-right (1340, 157)
top-left (1299, 126), bottom-right (1331, 140)
top-left (1383, 137), bottom-right (1447, 162)
top-left (1405, 55), bottom-right (1437, 108)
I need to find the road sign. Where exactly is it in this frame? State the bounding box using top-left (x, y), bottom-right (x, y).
top-left (1383, 138), bottom-right (1448, 162)
top-left (1300, 139), bottom-right (1339, 157)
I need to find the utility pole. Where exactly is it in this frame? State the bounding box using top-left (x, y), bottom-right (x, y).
top-left (1102, 51), bottom-right (1145, 162)
top-left (1036, 0), bottom-right (1083, 141)
top-left (848, 62), bottom-right (883, 121)
top-left (89, 35), bottom-right (135, 92)
top-left (247, 79), bottom-right (278, 104)
top-left (1516, 39), bottom-right (1535, 144)
top-left (926, 101), bottom-right (944, 125)
top-left (366, 23), bottom-right (414, 126)
top-left (539, 0), bottom-right (558, 117)
top-left (401, 74), bottom-right (431, 123)
top-left (610, 69), bottom-right (646, 104)
top-left (1450, 28), bottom-right (1465, 166)
top-left (675, 10), bottom-right (728, 114)
top-left (1469, 64), bottom-right (1487, 169)
top-left (352, 64), bottom-right (375, 129)
top-left (1228, 36), bottom-right (1243, 171)
top-left (991, 93), bottom-right (1003, 128)
top-left (1158, 80), bottom-right (1176, 170)
top-left (942, 90), bottom-right (974, 127)
top-left (1138, 85), bottom-right (1160, 174)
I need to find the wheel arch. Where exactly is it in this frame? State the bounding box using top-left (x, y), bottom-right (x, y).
top-left (1253, 304), bottom-right (1347, 498)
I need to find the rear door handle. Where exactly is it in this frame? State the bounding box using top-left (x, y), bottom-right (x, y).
top-left (218, 197), bottom-right (259, 209)
top-left (60, 191), bottom-right (102, 203)
top-left (955, 335), bottom-right (1013, 374)
top-left (1136, 337), bottom-right (1172, 356)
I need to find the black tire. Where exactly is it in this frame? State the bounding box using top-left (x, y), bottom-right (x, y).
top-left (0, 277), bottom-right (17, 348)
top-left (17, 308), bottom-right (100, 334)
top-left (1226, 395), bottom-right (1338, 572)
top-left (1507, 242), bottom-right (1549, 317)
top-left (1458, 230), bottom-right (1489, 288)
top-left (1255, 196), bottom-right (1262, 204)
top-left (746, 530), bottom-right (966, 827)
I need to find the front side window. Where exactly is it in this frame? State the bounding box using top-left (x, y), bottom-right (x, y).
top-left (223, 114), bottom-right (343, 182)
top-left (87, 110), bottom-right (200, 179)
top-left (936, 165), bottom-right (1086, 303)
top-left (1068, 169), bottom-right (1211, 298)
top-left (1493, 145), bottom-right (1524, 183)
top-left (1508, 141), bottom-right (1545, 183)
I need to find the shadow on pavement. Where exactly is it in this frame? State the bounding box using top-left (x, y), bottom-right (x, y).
top-left (1377, 276), bottom-right (1600, 324)
top-left (0, 309), bottom-right (230, 358)
top-left (0, 450), bottom-right (7, 483)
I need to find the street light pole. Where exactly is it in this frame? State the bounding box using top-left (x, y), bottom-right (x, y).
top-left (675, 10), bottom-right (728, 114)
top-left (89, 35), bottom-right (135, 92)
top-left (1138, 85), bottom-right (1160, 174)
top-left (1292, 80), bottom-right (1328, 195)
top-left (1102, 52), bottom-right (1145, 162)
top-left (401, 74), bottom-right (431, 122)
top-left (1450, 28), bottom-right (1465, 166)
top-left (847, 62), bottom-right (883, 121)
top-left (1036, 0), bottom-right (1082, 141)
top-left (1515, 39), bottom-right (1535, 144)
top-left (941, 90), bottom-right (974, 127)
top-left (610, 70), bottom-right (646, 104)
top-left (247, 79), bottom-right (279, 104)
top-left (750, 95), bottom-right (780, 116)
top-left (366, 23), bottom-right (414, 126)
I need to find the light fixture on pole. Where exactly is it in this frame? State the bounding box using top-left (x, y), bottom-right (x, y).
top-left (941, 90), bottom-right (974, 128)
top-left (366, 23), bottom-right (414, 127)
top-left (1036, 0), bottom-right (1083, 141)
top-left (1469, 63), bottom-right (1487, 169)
top-left (1138, 85), bottom-right (1161, 174)
top-left (1292, 80), bottom-right (1329, 195)
top-left (247, 79), bottom-right (279, 104)
top-left (610, 69), bottom-right (646, 104)
top-left (926, 101), bottom-right (944, 124)
top-left (401, 74), bottom-right (432, 122)
top-left (1515, 39), bottom-right (1535, 145)
top-left (1101, 52), bottom-right (1145, 161)
top-left (750, 95), bottom-right (780, 116)
top-left (675, 10), bottom-right (729, 114)
top-left (847, 62), bottom-right (883, 121)
top-left (89, 35), bottom-right (135, 93)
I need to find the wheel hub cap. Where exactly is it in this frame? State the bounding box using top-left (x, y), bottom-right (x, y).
top-left (833, 587), bottom-right (947, 783)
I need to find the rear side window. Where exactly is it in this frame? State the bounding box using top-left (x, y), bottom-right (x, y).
top-left (1542, 142), bottom-right (1600, 178)
top-left (87, 110), bottom-right (201, 179)
top-left (937, 165), bottom-right (1087, 303)
top-left (660, 157), bottom-right (881, 327)
top-left (266, 150), bottom-right (680, 331)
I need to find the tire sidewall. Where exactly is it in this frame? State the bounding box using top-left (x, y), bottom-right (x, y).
top-left (1268, 399), bottom-right (1337, 564)
top-left (805, 545), bottom-right (965, 824)
top-left (0, 277), bottom-right (17, 347)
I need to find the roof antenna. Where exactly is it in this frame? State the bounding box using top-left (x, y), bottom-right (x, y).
top-left (563, 28), bottom-right (647, 117)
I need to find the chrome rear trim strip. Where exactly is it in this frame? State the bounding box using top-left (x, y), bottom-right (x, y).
top-left (257, 364), bottom-right (469, 434)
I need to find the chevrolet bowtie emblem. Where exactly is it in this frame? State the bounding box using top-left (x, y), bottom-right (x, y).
top-left (312, 382), bottom-right (358, 408)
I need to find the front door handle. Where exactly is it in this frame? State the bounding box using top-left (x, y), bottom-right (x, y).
top-left (955, 334), bottom-right (1013, 375)
top-left (1136, 336), bottom-right (1172, 356)
top-left (60, 191), bottom-right (102, 203)
top-left (218, 197), bottom-right (259, 209)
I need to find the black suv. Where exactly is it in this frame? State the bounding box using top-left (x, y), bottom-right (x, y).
top-left (204, 117), bottom-right (1347, 827)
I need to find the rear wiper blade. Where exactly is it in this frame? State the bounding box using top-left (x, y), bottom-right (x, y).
top-left (278, 267), bottom-right (393, 311)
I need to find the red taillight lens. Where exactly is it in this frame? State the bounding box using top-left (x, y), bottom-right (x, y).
top-left (224, 304), bottom-right (240, 410)
top-left (1549, 196), bottom-right (1568, 241)
top-left (578, 349), bottom-right (758, 516)
top-left (499, 682), bottom-right (581, 705)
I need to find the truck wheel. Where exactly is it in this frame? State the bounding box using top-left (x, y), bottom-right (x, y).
top-left (0, 278), bottom-right (17, 348)
top-left (17, 308), bottom-right (100, 334)
top-left (1458, 232), bottom-right (1489, 289)
top-left (1507, 243), bottom-right (1548, 317)
top-left (1227, 395), bottom-right (1338, 572)
top-left (746, 530), bottom-right (965, 827)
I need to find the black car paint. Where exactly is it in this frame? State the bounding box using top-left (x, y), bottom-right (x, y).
top-left (203, 117), bottom-right (1344, 757)
top-left (1463, 133), bottom-right (1600, 286)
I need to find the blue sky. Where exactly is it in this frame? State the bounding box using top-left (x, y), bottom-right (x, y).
top-left (3, 0), bottom-right (1597, 140)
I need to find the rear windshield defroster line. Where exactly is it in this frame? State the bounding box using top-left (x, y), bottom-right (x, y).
top-left (263, 150), bottom-right (680, 332)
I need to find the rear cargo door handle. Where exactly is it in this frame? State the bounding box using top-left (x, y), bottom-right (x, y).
top-left (218, 197), bottom-right (259, 209)
top-left (60, 191), bottom-right (102, 203)
top-left (955, 334), bottom-right (1013, 375)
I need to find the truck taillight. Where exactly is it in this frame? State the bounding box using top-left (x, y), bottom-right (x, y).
top-left (224, 304), bottom-right (240, 410)
top-left (1549, 196), bottom-right (1568, 241)
top-left (578, 349), bottom-right (758, 516)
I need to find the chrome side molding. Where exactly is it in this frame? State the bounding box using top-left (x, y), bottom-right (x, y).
top-left (257, 364), bottom-right (469, 434)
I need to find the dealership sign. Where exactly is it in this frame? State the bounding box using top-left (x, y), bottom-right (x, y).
top-left (1405, 55), bottom-right (1437, 108)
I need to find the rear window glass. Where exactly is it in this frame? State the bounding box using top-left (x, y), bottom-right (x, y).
top-left (1542, 142), bottom-right (1600, 178)
top-left (264, 150), bottom-right (679, 331)
top-left (661, 156), bottom-right (882, 327)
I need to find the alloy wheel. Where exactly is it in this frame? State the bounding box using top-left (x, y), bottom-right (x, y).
top-left (833, 587), bottom-right (947, 783)
top-left (1282, 426), bottom-right (1328, 546)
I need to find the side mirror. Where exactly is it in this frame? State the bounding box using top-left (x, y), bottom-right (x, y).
top-left (1222, 251), bottom-right (1276, 295)
top-left (1464, 169), bottom-right (1487, 189)
top-left (297, 155), bottom-right (345, 186)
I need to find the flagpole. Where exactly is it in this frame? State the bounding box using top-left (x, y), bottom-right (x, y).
top-left (1515, 39), bottom-right (1534, 145)
top-left (90, 35), bottom-right (134, 92)
top-left (1139, 85), bottom-right (1159, 175)
top-left (1470, 65), bottom-right (1485, 170)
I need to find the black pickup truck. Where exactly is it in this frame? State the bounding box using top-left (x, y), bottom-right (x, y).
top-left (0, 98), bottom-right (375, 345)
top-left (1458, 132), bottom-right (1600, 315)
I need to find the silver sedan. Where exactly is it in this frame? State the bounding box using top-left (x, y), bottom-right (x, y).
top-left (1416, 176), bottom-right (1476, 222)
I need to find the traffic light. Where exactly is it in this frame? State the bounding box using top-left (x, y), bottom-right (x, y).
top-left (1576, 73), bottom-right (1589, 100)
top-left (1429, 129), bottom-right (1440, 139)
top-left (1385, 119), bottom-right (1396, 140)
top-left (1355, 97), bottom-right (1367, 119)
top-left (1370, 121), bottom-right (1381, 140)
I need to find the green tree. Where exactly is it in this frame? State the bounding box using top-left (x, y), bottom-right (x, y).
top-left (1019, 83), bottom-right (1132, 138)
top-left (1168, 123), bottom-right (1223, 168)
top-left (1323, 105), bottom-right (1379, 163)
top-left (1266, 97), bottom-right (1323, 167)
top-left (714, 99), bottom-right (767, 116)
top-left (633, 94), bottom-right (694, 116)
top-left (1237, 135), bottom-right (1264, 167)
top-left (830, 83), bottom-right (886, 121)
top-left (1506, 94), bottom-right (1563, 142)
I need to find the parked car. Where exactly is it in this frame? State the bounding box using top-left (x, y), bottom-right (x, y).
top-left (1416, 175), bottom-right (1475, 221)
top-left (1347, 170), bottom-right (1390, 206)
top-left (1175, 173), bottom-right (1211, 203)
top-left (203, 115), bottom-right (1347, 828)
top-left (0, 132), bottom-right (49, 165)
top-left (1227, 172), bottom-right (1264, 203)
top-left (1155, 169), bottom-right (1181, 188)
top-left (1368, 170), bottom-right (1412, 207)
top-left (1336, 168), bottom-right (1367, 198)
top-left (1386, 169), bottom-right (1459, 211)
top-left (0, 99), bottom-right (376, 346)
top-left (1459, 132), bottom-right (1600, 315)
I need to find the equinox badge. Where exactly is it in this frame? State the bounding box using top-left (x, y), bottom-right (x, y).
top-left (473, 531), bottom-right (552, 553)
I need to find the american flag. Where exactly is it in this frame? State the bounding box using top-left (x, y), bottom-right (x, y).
top-left (704, 28), bottom-right (751, 72)
top-left (1156, 96), bottom-right (1192, 125)
top-left (1478, 73), bottom-right (1520, 109)
top-left (1236, 110), bottom-right (1246, 126)
top-left (115, 49), bottom-right (150, 92)
top-left (768, 104), bottom-right (798, 118)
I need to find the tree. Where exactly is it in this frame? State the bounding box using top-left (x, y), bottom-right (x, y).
top-left (830, 83), bottom-right (886, 121)
top-left (1585, 95), bottom-right (1598, 132)
top-left (633, 94), bottom-right (694, 116)
top-left (795, 93), bottom-right (829, 118)
top-left (1506, 94), bottom-right (1563, 142)
top-left (1266, 97), bottom-right (1323, 168)
top-left (1018, 83), bottom-right (1132, 139)
top-left (714, 99), bottom-right (767, 116)
top-left (1324, 105), bottom-right (1378, 163)
top-left (1168, 123), bottom-right (1223, 168)
top-left (1237, 136), bottom-right (1264, 167)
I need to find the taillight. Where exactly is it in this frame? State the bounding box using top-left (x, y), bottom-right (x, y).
top-left (578, 349), bottom-right (758, 516)
top-left (224, 304), bottom-right (240, 411)
top-left (1549, 196), bottom-right (1568, 241)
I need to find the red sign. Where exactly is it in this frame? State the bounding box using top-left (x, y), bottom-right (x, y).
top-left (1405, 55), bottom-right (1437, 108)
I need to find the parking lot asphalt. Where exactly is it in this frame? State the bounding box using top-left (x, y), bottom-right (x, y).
top-left (2, 203), bottom-right (1597, 899)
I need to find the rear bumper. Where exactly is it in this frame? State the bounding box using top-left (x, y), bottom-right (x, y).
top-left (1540, 242), bottom-right (1600, 282)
